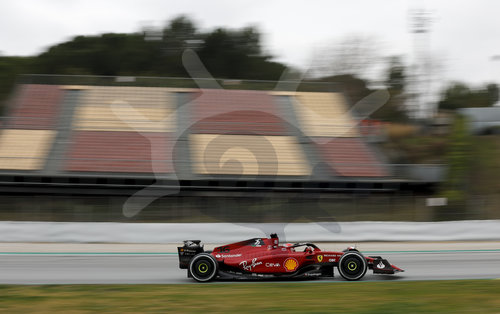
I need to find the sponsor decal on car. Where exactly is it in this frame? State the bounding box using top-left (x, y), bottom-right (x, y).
top-left (253, 239), bottom-right (264, 247)
top-left (317, 255), bottom-right (323, 262)
top-left (265, 262), bottom-right (280, 267)
top-left (216, 246), bottom-right (230, 253)
top-left (377, 261), bottom-right (385, 269)
top-left (179, 248), bottom-right (197, 255)
top-left (215, 254), bottom-right (242, 259)
top-left (239, 258), bottom-right (262, 271)
top-left (284, 258), bottom-right (299, 272)
top-left (328, 258), bottom-right (335, 262)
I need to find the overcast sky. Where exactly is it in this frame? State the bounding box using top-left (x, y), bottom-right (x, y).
top-left (1, 0), bottom-right (500, 86)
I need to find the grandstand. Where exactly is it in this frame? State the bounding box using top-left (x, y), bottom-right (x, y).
top-left (0, 76), bottom-right (441, 196)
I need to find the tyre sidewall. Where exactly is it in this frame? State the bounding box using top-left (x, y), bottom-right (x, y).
top-left (338, 251), bottom-right (367, 281)
top-left (188, 253), bottom-right (218, 282)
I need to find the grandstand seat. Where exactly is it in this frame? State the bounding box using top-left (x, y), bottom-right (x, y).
top-left (314, 137), bottom-right (388, 177)
top-left (190, 89), bottom-right (288, 135)
top-left (0, 129), bottom-right (55, 170)
top-left (189, 134), bottom-right (310, 176)
top-left (74, 86), bottom-right (176, 132)
top-left (292, 92), bottom-right (358, 137)
top-left (6, 84), bottom-right (63, 130)
top-left (65, 131), bottom-right (173, 173)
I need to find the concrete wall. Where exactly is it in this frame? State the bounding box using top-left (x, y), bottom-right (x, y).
top-left (1, 220), bottom-right (500, 243)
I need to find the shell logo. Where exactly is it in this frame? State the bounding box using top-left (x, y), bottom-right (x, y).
top-left (284, 258), bottom-right (299, 272)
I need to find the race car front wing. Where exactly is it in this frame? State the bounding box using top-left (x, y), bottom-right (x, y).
top-left (368, 256), bottom-right (404, 274)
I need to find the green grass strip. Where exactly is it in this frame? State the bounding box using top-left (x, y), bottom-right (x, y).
top-left (0, 280), bottom-right (499, 313)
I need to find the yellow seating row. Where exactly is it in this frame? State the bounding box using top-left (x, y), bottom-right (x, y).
top-left (74, 86), bottom-right (177, 132)
top-left (0, 129), bottom-right (55, 170)
top-left (189, 134), bottom-right (310, 176)
top-left (292, 92), bottom-right (358, 137)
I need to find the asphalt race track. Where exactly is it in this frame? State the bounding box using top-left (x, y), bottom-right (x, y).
top-left (0, 251), bottom-right (499, 284)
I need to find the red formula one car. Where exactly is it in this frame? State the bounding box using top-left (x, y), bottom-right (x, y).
top-left (178, 233), bottom-right (403, 282)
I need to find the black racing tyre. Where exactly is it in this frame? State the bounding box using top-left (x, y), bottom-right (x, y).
top-left (337, 251), bottom-right (367, 281)
top-left (188, 253), bottom-right (218, 282)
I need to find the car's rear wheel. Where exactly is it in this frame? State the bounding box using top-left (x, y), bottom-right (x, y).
top-left (337, 251), bottom-right (367, 281)
top-left (188, 253), bottom-right (218, 282)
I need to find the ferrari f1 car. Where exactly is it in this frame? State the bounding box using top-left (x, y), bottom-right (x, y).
top-left (178, 233), bottom-right (403, 282)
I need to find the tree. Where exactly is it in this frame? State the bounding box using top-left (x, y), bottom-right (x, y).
top-left (438, 82), bottom-right (499, 110)
top-left (158, 15), bottom-right (199, 76)
top-left (368, 56), bottom-right (408, 122)
top-left (30, 16), bottom-right (286, 80)
top-left (162, 15), bottom-right (196, 52)
top-left (198, 27), bottom-right (285, 80)
top-left (311, 34), bottom-right (380, 79)
top-left (438, 114), bottom-right (471, 218)
top-left (0, 56), bottom-right (34, 114)
top-left (486, 83), bottom-right (499, 105)
top-left (313, 74), bottom-right (371, 105)
top-left (35, 33), bottom-right (160, 76)
top-left (386, 56), bottom-right (405, 93)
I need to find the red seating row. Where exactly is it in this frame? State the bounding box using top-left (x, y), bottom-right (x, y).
top-left (7, 84), bottom-right (63, 130)
top-left (65, 131), bottom-right (173, 173)
top-left (190, 90), bottom-right (288, 135)
top-left (314, 138), bottom-right (388, 177)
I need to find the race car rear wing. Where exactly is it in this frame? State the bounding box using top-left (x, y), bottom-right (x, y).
top-left (177, 240), bottom-right (204, 269)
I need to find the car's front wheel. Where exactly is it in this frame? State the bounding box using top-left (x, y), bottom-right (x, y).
top-left (188, 253), bottom-right (218, 282)
top-left (337, 251), bottom-right (367, 281)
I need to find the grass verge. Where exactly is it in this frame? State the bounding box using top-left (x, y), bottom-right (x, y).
top-left (0, 280), bottom-right (499, 313)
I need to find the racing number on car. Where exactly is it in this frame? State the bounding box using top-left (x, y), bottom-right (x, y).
top-left (217, 246), bottom-right (230, 253)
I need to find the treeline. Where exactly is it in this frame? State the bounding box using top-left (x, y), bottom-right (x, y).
top-left (0, 16), bottom-right (289, 112)
top-left (438, 82), bottom-right (499, 110)
top-left (0, 16), bottom-right (378, 117)
top-left (1, 15), bottom-right (498, 119)
top-left (34, 16), bottom-right (287, 79)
